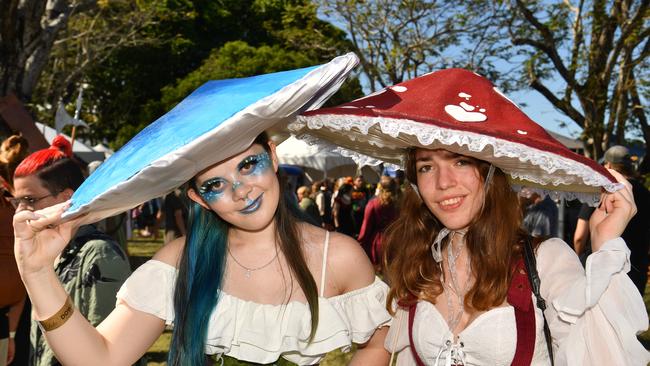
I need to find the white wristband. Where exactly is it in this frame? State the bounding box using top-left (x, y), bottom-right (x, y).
top-left (9, 331), bottom-right (16, 338)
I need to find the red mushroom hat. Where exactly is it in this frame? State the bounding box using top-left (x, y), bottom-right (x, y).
top-left (292, 68), bottom-right (620, 204)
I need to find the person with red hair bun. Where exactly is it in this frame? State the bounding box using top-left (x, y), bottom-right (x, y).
top-left (12, 136), bottom-right (131, 366)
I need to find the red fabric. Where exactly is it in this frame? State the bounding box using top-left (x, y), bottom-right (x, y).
top-left (302, 68), bottom-right (614, 184)
top-left (14, 135), bottom-right (72, 177)
top-left (407, 302), bottom-right (427, 366)
top-left (357, 198), bottom-right (397, 264)
top-left (0, 196), bottom-right (26, 307)
top-left (508, 258), bottom-right (536, 366)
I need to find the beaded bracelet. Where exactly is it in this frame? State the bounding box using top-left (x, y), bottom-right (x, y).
top-left (38, 297), bottom-right (74, 332)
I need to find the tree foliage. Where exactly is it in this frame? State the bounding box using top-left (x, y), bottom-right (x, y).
top-left (1, 0), bottom-right (79, 100)
top-left (497, 0), bottom-right (649, 158)
top-left (320, 0), bottom-right (473, 92)
top-left (322, 0), bottom-right (649, 159)
top-left (34, 0), bottom-right (360, 148)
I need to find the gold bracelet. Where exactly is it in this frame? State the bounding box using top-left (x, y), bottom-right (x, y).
top-left (38, 297), bottom-right (74, 332)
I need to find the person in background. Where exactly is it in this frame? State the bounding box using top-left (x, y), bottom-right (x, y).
top-left (0, 135), bottom-right (29, 193)
top-left (161, 189), bottom-right (187, 245)
top-left (0, 181), bottom-right (25, 366)
top-left (351, 175), bottom-right (370, 238)
top-left (12, 136), bottom-right (131, 366)
top-left (519, 188), bottom-right (558, 238)
top-left (358, 175), bottom-right (399, 272)
top-left (0, 134), bottom-right (29, 366)
top-left (332, 177), bottom-right (355, 236)
top-left (314, 180), bottom-right (333, 230)
top-left (574, 145), bottom-right (650, 295)
top-left (297, 185), bottom-right (322, 226)
top-left (135, 198), bottom-right (161, 239)
top-left (573, 201), bottom-right (595, 265)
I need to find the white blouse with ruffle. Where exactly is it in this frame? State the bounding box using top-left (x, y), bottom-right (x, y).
top-left (385, 237), bottom-right (650, 366)
top-left (117, 242), bottom-right (391, 365)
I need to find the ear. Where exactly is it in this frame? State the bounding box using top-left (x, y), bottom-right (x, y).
top-left (60, 188), bottom-right (75, 200)
top-left (267, 140), bottom-right (280, 173)
top-left (187, 187), bottom-right (211, 210)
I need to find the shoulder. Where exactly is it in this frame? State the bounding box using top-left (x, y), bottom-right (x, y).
top-left (77, 230), bottom-right (127, 262)
top-left (297, 223), bottom-right (375, 293)
top-left (152, 236), bottom-right (185, 268)
top-left (536, 237), bottom-right (574, 257)
top-left (326, 230), bottom-right (375, 293)
top-left (535, 237), bottom-right (582, 275)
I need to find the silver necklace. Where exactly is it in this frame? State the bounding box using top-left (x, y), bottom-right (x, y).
top-left (227, 245), bottom-right (278, 279)
top-left (442, 231), bottom-right (471, 334)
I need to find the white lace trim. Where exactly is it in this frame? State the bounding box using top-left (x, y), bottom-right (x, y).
top-left (290, 114), bottom-right (622, 202)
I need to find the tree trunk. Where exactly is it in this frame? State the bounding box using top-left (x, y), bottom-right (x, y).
top-left (0, 0), bottom-right (75, 102)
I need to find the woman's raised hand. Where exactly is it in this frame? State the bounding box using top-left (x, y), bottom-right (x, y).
top-left (13, 201), bottom-right (79, 278)
top-left (589, 169), bottom-right (637, 252)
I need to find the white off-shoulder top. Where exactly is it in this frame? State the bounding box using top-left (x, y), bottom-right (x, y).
top-left (117, 232), bottom-right (391, 365)
top-left (385, 237), bottom-right (650, 366)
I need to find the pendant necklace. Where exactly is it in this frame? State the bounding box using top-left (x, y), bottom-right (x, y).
top-left (227, 244), bottom-right (279, 279)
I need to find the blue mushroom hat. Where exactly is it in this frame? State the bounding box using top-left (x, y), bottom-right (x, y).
top-left (64, 53), bottom-right (359, 224)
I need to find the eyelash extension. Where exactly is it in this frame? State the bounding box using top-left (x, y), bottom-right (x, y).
top-left (239, 152), bottom-right (272, 174)
top-left (237, 155), bottom-right (260, 170)
top-left (199, 177), bottom-right (225, 194)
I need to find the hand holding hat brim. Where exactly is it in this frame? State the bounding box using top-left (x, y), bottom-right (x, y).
top-left (590, 169), bottom-right (637, 252)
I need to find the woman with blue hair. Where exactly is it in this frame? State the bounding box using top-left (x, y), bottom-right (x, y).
top-left (13, 132), bottom-right (391, 365)
top-left (11, 56), bottom-right (391, 365)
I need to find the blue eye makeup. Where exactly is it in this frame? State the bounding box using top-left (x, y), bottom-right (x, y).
top-left (237, 152), bottom-right (272, 175)
top-left (197, 151), bottom-right (272, 203)
top-left (198, 177), bottom-right (227, 202)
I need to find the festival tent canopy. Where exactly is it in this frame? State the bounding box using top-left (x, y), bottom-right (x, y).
top-left (35, 122), bottom-right (105, 163)
top-left (276, 136), bottom-right (380, 181)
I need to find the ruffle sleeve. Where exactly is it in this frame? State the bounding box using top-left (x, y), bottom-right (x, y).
top-left (116, 260), bottom-right (177, 325)
top-left (204, 276), bottom-right (391, 365)
top-left (327, 276), bottom-right (392, 343)
top-left (536, 237), bottom-right (650, 365)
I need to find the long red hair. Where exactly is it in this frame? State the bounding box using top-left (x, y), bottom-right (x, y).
top-left (383, 148), bottom-right (526, 312)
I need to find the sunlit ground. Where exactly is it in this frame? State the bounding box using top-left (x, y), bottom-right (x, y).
top-left (127, 232), bottom-right (650, 366)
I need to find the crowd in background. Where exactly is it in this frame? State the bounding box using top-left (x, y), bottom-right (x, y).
top-left (0, 130), bottom-right (649, 365)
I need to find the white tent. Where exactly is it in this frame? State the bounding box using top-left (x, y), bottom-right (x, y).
top-left (35, 122), bottom-right (104, 163)
top-left (276, 136), bottom-right (379, 182)
top-left (92, 143), bottom-right (114, 159)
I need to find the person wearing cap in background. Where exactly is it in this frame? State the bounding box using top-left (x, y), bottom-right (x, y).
top-left (295, 69), bottom-right (648, 364)
top-left (12, 136), bottom-right (131, 366)
top-left (574, 145), bottom-right (650, 295)
top-left (519, 187), bottom-right (559, 238)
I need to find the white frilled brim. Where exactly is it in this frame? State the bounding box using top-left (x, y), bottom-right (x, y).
top-left (63, 53), bottom-right (359, 224)
top-left (290, 114), bottom-right (623, 206)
